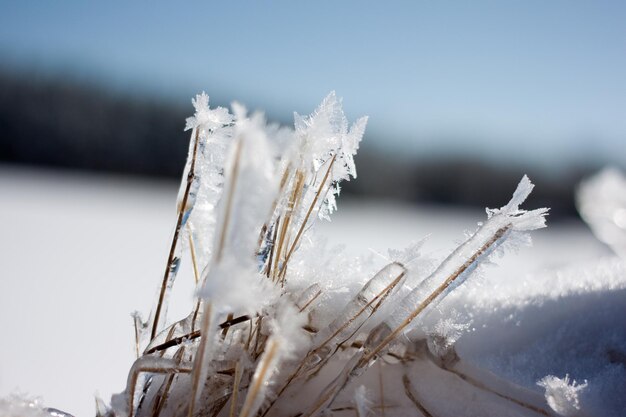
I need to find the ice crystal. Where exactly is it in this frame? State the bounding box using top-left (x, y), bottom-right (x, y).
top-left (538, 375), bottom-right (588, 416)
top-left (184, 92), bottom-right (233, 133)
top-left (0, 394), bottom-right (50, 417)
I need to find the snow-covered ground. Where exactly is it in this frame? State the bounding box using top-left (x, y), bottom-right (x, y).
top-left (0, 166), bottom-right (614, 416)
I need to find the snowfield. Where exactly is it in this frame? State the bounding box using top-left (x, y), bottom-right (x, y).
top-left (1, 166), bottom-right (624, 417)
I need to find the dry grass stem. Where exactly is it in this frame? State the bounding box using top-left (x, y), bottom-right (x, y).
top-left (228, 361), bottom-right (244, 417)
top-left (187, 302), bottom-right (213, 417)
top-left (215, 138), bottom-right (243, 264)
top-left (151, 129), bottom-right (201, 340)
top-left (278, 155), bottom-right (337, 282)
top-left (239, 339), bottom-right (280, 417)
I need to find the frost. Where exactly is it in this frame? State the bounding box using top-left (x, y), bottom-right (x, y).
top-left (387, 237), bottom-right (427, 266)
top-left (538, 375), bottom-right (588, 416)
top-left (268, 302), bottom-right (309, 359)
top-left (384, 175), bottom-right (548, 334)
top-left (0, 394), bottom-right (53, 417)
top-left (184, 92), bottom-right (233, 133)
top-left (426, 314), bottom-right (471, 357)
top-left (293, 91), bottom-right (368, 221)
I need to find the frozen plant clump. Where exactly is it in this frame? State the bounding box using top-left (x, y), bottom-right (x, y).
top-left (96, 91), bottom-right (625, 417)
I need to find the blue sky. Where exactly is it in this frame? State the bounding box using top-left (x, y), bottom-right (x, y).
top-left (1, 1), bottom-right (625, 167)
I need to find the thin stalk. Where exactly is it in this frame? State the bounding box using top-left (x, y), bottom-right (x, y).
top-left (221, 313), bottom-right (234, 338)
top-left (278, 155), bottom-right (336, 283)
top-left (214, 138), bottom-right (242, 264)
top-left (151, 129), bottom-right (200, 340)
top-left (265, 216), bottom-right (280, 278)
top-left (187, 303), bottom-right (213, 417)
top-left (187, 225), bottom-right (200, 285)
top-left (306, 268), bottom-right (406, 379)
top-left (133, 319), bottom-right (141, 359)
top-left (239, 339), bottom-right (280, 417)
top-left (152, 347), bottom-right (187, 417)
top-left (187, 224), bottom-right (202, 332)
top-left (257, 165), bottom-right (292, 253)
top-left (298, 287), bottom-right (322, 312)
top-left (251, 316), bottom-right (263, 356)
top-left (144, 315), bottom-right (250, 355)
top-left (228, 361), bottom-right (243, 417)
top-left (272, 170), bottom-right (305, 282)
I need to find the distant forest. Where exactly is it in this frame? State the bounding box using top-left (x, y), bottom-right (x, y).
top-left (0, 69), bottom-right (602, 219)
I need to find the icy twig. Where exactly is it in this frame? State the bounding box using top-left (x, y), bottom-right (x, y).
top-left (278, 155), bottom-right (337, 282)
top-left (125, 356), bottom-right (193, 417)
top-left (143, 315), bottom-right (250, 355)
top-left (187, 225), bottom-right (200, 285)
top-left (214, 138), bottom-right (242, 264)
top-left (363, 176), bottom-right (547, 364)
top-left (228, 361), bottom-right (244, 417)
top-left (305, 262), bottom-right (407, 377)
top-left (361, 224), bottom-right (511, 365)
top-left (151, 128), bottom-right (200, 340)
top-left (187, 303), bottom-right (214, 417)
top-left (296, 283), bottom-right (323, 312)
top-left (272, 170), bottom-right (306, 283)
top-left (151, 346), bottom-right (187, 417)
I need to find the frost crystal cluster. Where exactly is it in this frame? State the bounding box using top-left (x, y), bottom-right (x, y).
top-left (100, 92), bottom-right (558, 417)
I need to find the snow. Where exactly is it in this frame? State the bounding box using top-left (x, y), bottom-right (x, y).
top-left (0, 394), bottom-right (50, 417)
top-left (0, 165), bottom-right (616, 417)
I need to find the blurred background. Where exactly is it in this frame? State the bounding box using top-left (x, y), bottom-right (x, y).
top-left (0, 1), bottom-right (624, 416)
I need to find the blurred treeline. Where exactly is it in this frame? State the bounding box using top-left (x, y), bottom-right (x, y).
top-left (0, 69), bottom-right (600, 219)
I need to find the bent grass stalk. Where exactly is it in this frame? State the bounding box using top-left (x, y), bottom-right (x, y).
top-left (361, 225), bottom-right (511, 366)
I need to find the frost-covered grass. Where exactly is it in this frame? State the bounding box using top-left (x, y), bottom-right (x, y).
top-left (1, 94), bottom-right (625, 417)
top-left (98, 93), bottom-right (619, 417)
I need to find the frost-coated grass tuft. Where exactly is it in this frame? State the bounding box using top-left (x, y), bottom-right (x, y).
top-left (98, 92), bottom-right (626, 417)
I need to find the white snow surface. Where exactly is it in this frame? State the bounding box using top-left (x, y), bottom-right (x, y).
top-left (1, 165), bottom-right (623, 417)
